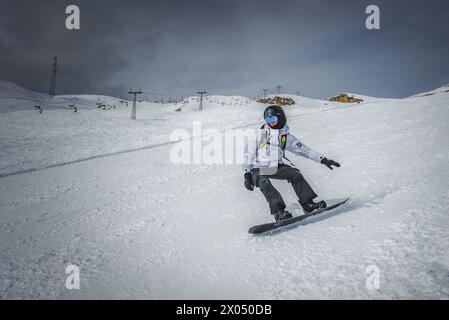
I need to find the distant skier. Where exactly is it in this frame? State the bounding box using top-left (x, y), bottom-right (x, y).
top-left (34, 104), bottom-right (44, 113)
top-left (243, 105), bottom-right (340, 221)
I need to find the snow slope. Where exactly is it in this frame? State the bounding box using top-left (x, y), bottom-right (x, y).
top-left (341, 92), bottom-right (397, 103)
top-left (0, 79), bottom-right (127, 114)
top-left (409, 83), bottom-right (449, 98)
top-left (0, 80), bottom-right (449, 299)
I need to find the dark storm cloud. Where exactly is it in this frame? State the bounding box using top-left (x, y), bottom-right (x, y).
top-left (0, 0), bottom-right (448, 99)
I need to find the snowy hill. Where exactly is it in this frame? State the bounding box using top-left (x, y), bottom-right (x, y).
top-left (409, 83), bottom-right (449, 98)
top-left (0, 79), bottom-right (45, 99)
top-left (341, 92), bottom-right (397, 103)
top-left (0, 79), bottom-right (48, 113)
top-left (0, 80), bottom-right (449, 299)
top-left (0, 79), bottom-right (128, 114)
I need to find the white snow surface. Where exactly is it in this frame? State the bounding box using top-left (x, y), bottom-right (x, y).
top-left (1, 79), bottom-right (449, 299)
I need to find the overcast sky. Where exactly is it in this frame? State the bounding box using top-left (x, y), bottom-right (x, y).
top-left (1, 0), bottom-right (448, 99)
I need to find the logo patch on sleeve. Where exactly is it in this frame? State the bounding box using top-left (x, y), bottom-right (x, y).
top-left (280, 135), bottom-right (287, 149)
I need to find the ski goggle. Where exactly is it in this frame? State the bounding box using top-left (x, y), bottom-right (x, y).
top-left (265, 115), bottom-right (279, 124)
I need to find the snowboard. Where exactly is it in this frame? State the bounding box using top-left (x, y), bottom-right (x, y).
top-left (248, 198), bottom-right (351, 235)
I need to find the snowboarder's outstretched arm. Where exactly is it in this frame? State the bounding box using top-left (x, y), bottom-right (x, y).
top-left (285, 132), bottom-right (324, 162)
top-left (286, 132), bottom-right (341, 170)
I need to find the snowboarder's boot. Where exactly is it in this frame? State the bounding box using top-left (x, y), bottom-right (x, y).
top-left (301, 200), bottom-right (327, 213)
top-left (274, 210), bottom-right (293, 222)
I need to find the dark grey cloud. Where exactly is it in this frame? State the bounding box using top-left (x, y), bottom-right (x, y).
top-left (0, 0), bottom-right (448, 99)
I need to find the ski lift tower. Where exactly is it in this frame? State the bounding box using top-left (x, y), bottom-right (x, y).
top-left (49, 56), bottom-right (58, 96)
top-left (276, 85), bottom-right (282, 95)
top-left (128, 88), bottom-right (143, 120)
top-left (197, 90), bottom-right (207, 111)
top-left (262, 88), bottom-right (269, 98)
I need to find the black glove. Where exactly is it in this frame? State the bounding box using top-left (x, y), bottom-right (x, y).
top-left (321, 158), bottom-right (340, 170)
top-left (244, 172), bottom-right (254, 191)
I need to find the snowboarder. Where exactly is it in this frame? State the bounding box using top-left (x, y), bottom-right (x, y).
top-left (243, 105), bottom-right (340, 222)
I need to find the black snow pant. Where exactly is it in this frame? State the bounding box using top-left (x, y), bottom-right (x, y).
top-left (251, 164), bottom-right (317, 215)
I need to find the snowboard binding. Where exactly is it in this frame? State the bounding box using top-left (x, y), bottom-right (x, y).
top-left (301, 200), bottom-right (327, 213)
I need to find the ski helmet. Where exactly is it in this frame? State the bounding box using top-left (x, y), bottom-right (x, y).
top-left (263, 105), bottom-right (286, 129)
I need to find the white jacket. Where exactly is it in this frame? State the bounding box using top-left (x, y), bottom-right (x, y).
top-left (243, 124), bottom-right (324, 173)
